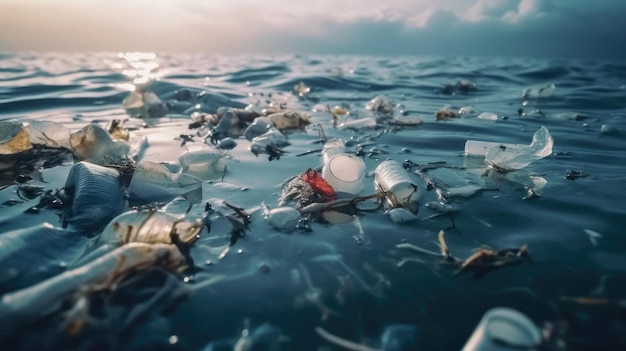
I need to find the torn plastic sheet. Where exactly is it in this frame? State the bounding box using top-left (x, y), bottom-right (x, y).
top-left (485, 126), bottom-right (553, 171)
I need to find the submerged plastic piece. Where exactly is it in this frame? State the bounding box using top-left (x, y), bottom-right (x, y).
top-left (485, 126), bottom-right (553, 171)
top-left (128, 160), bottom-right (202, 203)
top-left (0, 119), bottom-right (71, 156)
top-left (0, 242), bottom-right (185, 343)
top-left (461, 307), bottom-right (541, 351)
top-left (70, 124), bottom-right (131, 165)
top-left (302, 169), bottom-right (336, 200)
top-left (322, 154), bottom-right (366, 195)
top-left (374, 160), bottom-right (420, 213)
top-left (422, 167), bottom-right (484, 199)
top-left (338, 117), bottom-right (377, 130)
top-left (365, 95), bottom-right (395, 114)
top-left (62, 161), bottom-right (126, 233)
top-left (178, 146), bottom-right (226, 180)
top-left (267, 111), bottom-right (310, 131)
top-left (0, 223), bottom-right (89, 294)
top-left (263, 204), bottom-right (301, 231)
top-left (387, 208), bottom-right (418, 224)
top-left (380, 324), bottom-right (419, 351)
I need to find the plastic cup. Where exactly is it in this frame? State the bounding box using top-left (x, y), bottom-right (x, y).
top-left (461, 307), bottom-right (541, 351)
top-left (321, 154), bottom-right (366, 195)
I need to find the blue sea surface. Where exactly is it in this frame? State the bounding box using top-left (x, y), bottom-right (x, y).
top-left (0, 52), bottom-right (625, 350)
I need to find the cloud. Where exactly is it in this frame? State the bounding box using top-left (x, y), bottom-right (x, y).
top-left (0, 0), bottom-right (625, 59)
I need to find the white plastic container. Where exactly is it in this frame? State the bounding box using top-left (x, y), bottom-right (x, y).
top-left (461, 307), bottom-right (541, 351)
top-left (374, 160), bottom-right (420, 213)
top-left (322, 154), bottom-right (366, 195)
top-left (464, 140), bottom-right (524, 157)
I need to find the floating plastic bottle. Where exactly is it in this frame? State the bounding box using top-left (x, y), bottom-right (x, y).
top-left (461, 307), bottom-right (541, 351)
top-left (338, 117), bottom-right (377, 130)
top-left (322, 154), bottom-right (366, 195)
top-left (374, 160), bottom-right (420, 213)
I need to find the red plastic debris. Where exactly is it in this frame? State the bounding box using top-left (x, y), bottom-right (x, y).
top-left (302, 168), bottom-right (336, 200)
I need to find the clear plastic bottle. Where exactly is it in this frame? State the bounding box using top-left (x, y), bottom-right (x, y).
top-left (374, 160), bottom-right (420, 213)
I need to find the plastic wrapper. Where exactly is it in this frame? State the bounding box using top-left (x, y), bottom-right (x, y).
top-left (178, 146), bottom-right (227, 180)
top-left (128, 160), bottom-right (202, 203)
top-left (70, 124), bottom-right (131, 165)
top-left (485, 126), bottom-right (553, 171)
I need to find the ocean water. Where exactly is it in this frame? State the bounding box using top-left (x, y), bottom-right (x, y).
top-left (1, 52), bottom-right (626, 351)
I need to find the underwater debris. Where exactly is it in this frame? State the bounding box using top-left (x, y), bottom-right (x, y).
top-left (397, 230), bottom-right (530, 278)
top-left (0, 242), bottom-right (186, 342)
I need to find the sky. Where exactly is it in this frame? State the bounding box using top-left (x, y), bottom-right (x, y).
top-left (0, 0), bottom-right (625, 60)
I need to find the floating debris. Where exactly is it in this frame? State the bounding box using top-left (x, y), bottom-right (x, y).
top-left (435, 107), bottom-right (458, 121)
top-left (365, 95), bottom-right (395, 115)
top-left (267, 111), bottom-right (311, 131)
top-left (522, 83), bottom-right (556, 99)
top-left (374, 160), bottom-right (420, 213)
top-left (61, 161), bottom-right (126, 233)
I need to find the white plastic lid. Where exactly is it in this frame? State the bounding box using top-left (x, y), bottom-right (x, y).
top-left (322, 154), bottom-right (366, 195)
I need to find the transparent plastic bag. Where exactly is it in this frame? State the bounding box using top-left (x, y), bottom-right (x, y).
top-left (485, 126), bottom-right (553, 171)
